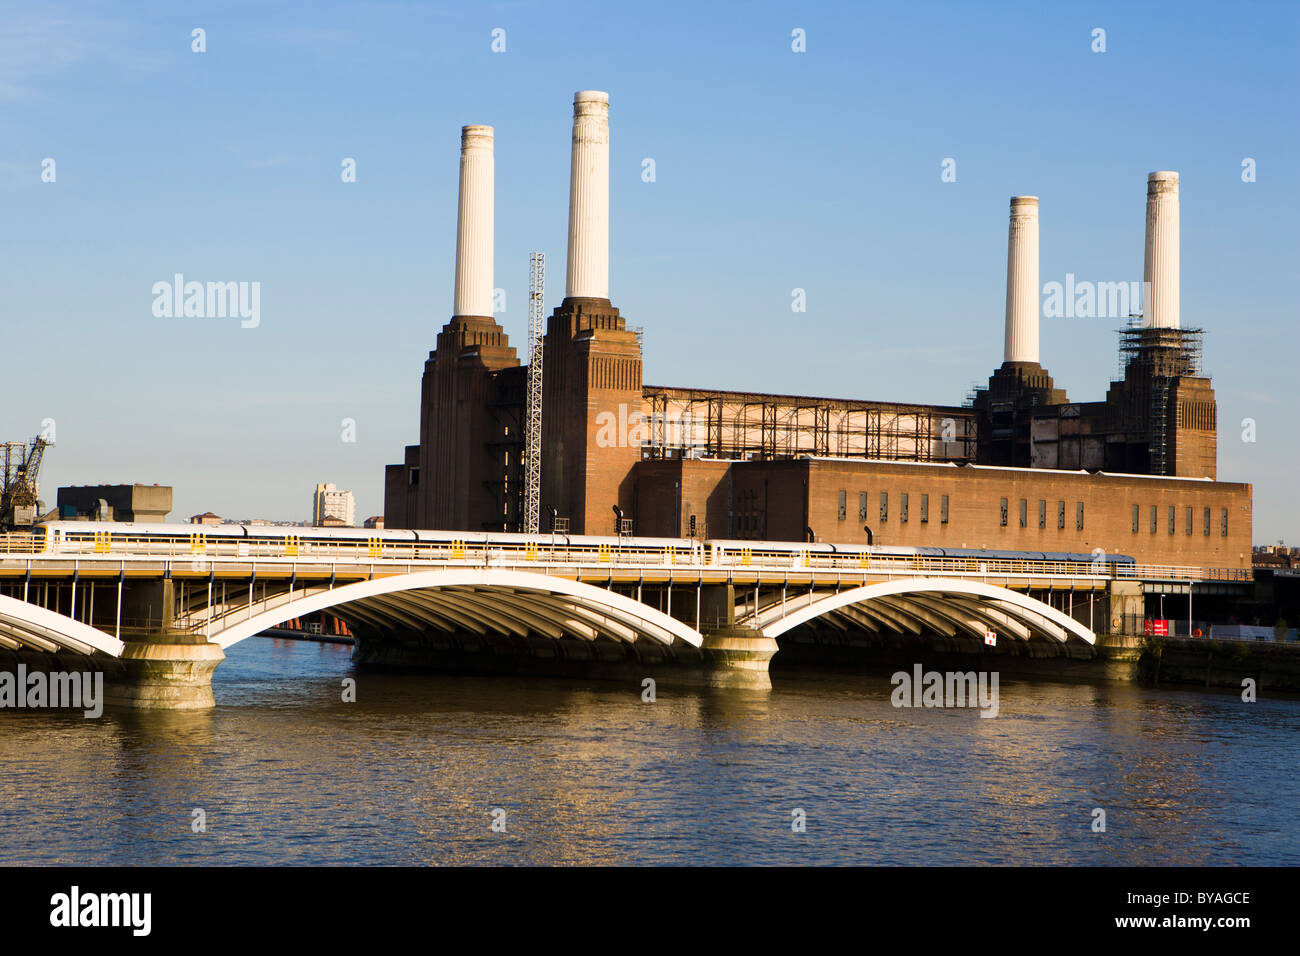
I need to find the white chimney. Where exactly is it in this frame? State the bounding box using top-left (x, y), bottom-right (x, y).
top-left (565, 91), bottom-right (610, 300)
top-left (1003, 196), bottom-right (1040, 364)
top-left (1143, 171), bottom-right (1180, 329)
top-left (452, 125), bottom-right (494, 317)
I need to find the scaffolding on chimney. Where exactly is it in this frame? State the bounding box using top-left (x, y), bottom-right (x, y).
top-left (1117, 325), bottom-right (1204, 477)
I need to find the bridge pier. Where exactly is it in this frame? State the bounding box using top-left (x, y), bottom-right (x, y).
top-left (699, 627), bottom-right (780, 689)
top-left (103, 633), bottom-right (226, 710)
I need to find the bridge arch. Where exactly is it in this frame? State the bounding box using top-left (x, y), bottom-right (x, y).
top-left (0, 594), bottom-right (127, 657)
top-left (207, 568), bottom-right (705, 650)
top-left (754, 578), bottom-right (1096, 645)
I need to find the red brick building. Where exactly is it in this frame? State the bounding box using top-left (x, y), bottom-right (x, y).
top-left (383, 98), bottom-right (1249, 570)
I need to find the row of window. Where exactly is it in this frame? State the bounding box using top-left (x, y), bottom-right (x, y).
top-left (1131, 504), bottom-right (1228, 536)
top-left (998, 498), bottom-right (1085, 531)
top-left (833, 492), bottom-right (1230, 537)
top-left (837, 491), bottom-right (949, 525)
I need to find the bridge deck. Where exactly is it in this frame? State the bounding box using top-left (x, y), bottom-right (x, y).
top-left (0, 533), bottom-right (1250, 584)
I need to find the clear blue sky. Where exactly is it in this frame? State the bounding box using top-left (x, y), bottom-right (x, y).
top-left (2, 1), bottom-right (1297, 542)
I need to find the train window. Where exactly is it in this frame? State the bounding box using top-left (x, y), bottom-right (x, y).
top-left (880, 492), bottom-right (888, 523)
top-left (1057, 500), bottom-right (1065, 530)
top-left (1221, 508), bottom-right (1228, 536)
top-left (999, 498), bottom-right (1008, 527)
top-left (837, 490), bottom-right (846, 521)
top-left (1203, 507), bottom-right (1210, 535)
top-left (1038, 500), bottom-right (1046, 529)
top-left (920, 494), bottom-right (929, 524)
top-left (1076, 502), bottom-right (1084, 531)
top-left (1131, 504), bottom-right (1140, 533)
top-left (1019, 498), bottom-right (1027, 528)
top-left (940, 495), bottom-right (949, 525)
top-left (1168, 506), bottom-right (1176, 534)
top-left (859, 492), bottom-right (867, 522)
top-left (1150, 505), bottom-right (1158, 534)
top-left (900, 493), bottom-right (909, 523)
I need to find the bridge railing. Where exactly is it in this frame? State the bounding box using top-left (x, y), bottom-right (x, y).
top-left (0, 533), bottom-right (41, 554)
top-left (1, 530), bottom-right (1253, 583)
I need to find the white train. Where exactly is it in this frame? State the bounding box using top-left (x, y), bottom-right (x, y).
top-left (31, 520), bottom-right (1136, 572)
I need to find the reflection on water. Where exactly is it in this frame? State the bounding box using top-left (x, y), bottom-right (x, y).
top-left (1, 637), bottom-right (1297, 864)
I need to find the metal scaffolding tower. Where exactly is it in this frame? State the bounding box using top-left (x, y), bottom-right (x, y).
top-left (522, 252), bottom-right (545, 533)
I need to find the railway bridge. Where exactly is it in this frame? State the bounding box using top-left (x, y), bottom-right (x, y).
top-left (0, 524), bottom-right (1248, 708)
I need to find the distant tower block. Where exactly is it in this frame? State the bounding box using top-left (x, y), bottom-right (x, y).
top-left (453, 125), bottom-right (494, 318)
top-left (1004, 196), bottom-right (1040, 364)
top-left (1144, 171), bottom-right (1180, 329)
top-left (566, 91), bottom-right (610, 300)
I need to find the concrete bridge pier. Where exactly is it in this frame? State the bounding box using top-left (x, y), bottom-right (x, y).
top-left (100, 578), bottom-right (227, 709)
top-left (698, 627), bottom-right (780, 689)
top-left (678, 583), bottom-right (779, 688)
top-left (103, 633), bottom-right (226, 710)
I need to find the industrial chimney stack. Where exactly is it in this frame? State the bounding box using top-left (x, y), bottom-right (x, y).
top-left (452, 125), bottom-right (494, 318)
top-left (542, 90), bottom-right (642, 535)
top-left (566, 91), bottom-right (611, 300)
top-left (973, 194), bottom-right (1065, 467)
top-left (1003, 196), bottom-right (1040, 364)
top-left (1143, 171), bottom-right (1180, 329)
top-left (412, 122), bottom-right (518, 532)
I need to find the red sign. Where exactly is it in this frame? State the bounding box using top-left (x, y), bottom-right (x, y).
top-left (1144, 619), bottom-right (1170, 636)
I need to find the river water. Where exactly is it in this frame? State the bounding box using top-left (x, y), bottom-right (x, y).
top-left (1, 637), bottom-right (1297, 865)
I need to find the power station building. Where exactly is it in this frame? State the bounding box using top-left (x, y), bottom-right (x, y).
top-left (385, 92), bottom-right (1251, 571)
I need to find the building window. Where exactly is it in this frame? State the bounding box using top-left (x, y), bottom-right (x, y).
top-left (920, 494), bottom-right (929, 524)
top-left (859, 492), bottom-right (867, 522)
top-left (1168, 506), bottom-right (1176, 534)
top-left (1150, 505), bottom-right (1158, 534)
top-left (1221, 508), bottom-right (1228, 536)
top-left (1057, 500), bottom-right (1065, 530)
top-left (1131, 504), bottom-right (1140, 533)
top-left (900, 493), bottom-right (909, 523)
top-left (880, 492), bottom-right (888, 523)
top-left (999, 497), bottom-right (1008, 527)
top-left (941, 495), bottom-right (949, 524)
top-left (1038, 500), bottom-right (1047, 529)
top-left (1203, 507), bottom-right (1210, 536)
top-left (1076, 502), bottom-right (1084, 531)
top-left (1185, 506), bottom-right (1193, 535)
top-left (838, 490), bottom-right (846, 521)
top-left (1019, 499), bottom-right (1027, 528)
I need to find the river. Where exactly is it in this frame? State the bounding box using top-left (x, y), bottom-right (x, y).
top-left (1, 637), bottom-right (1297, 865)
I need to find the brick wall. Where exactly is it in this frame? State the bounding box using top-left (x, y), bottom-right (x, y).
top-left (659, 457), bottom-right (1250, 569)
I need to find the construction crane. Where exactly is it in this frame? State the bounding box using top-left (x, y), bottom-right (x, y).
top-left (1, 435), bottom-right (53, 530)
top-left (522, 252), bottom-right (545, 533)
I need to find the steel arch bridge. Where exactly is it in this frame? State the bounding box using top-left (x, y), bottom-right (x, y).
top-left (0, 571), bottom-right (1093, 659)
top-left (742, 578), bottom-right (1096, 645)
